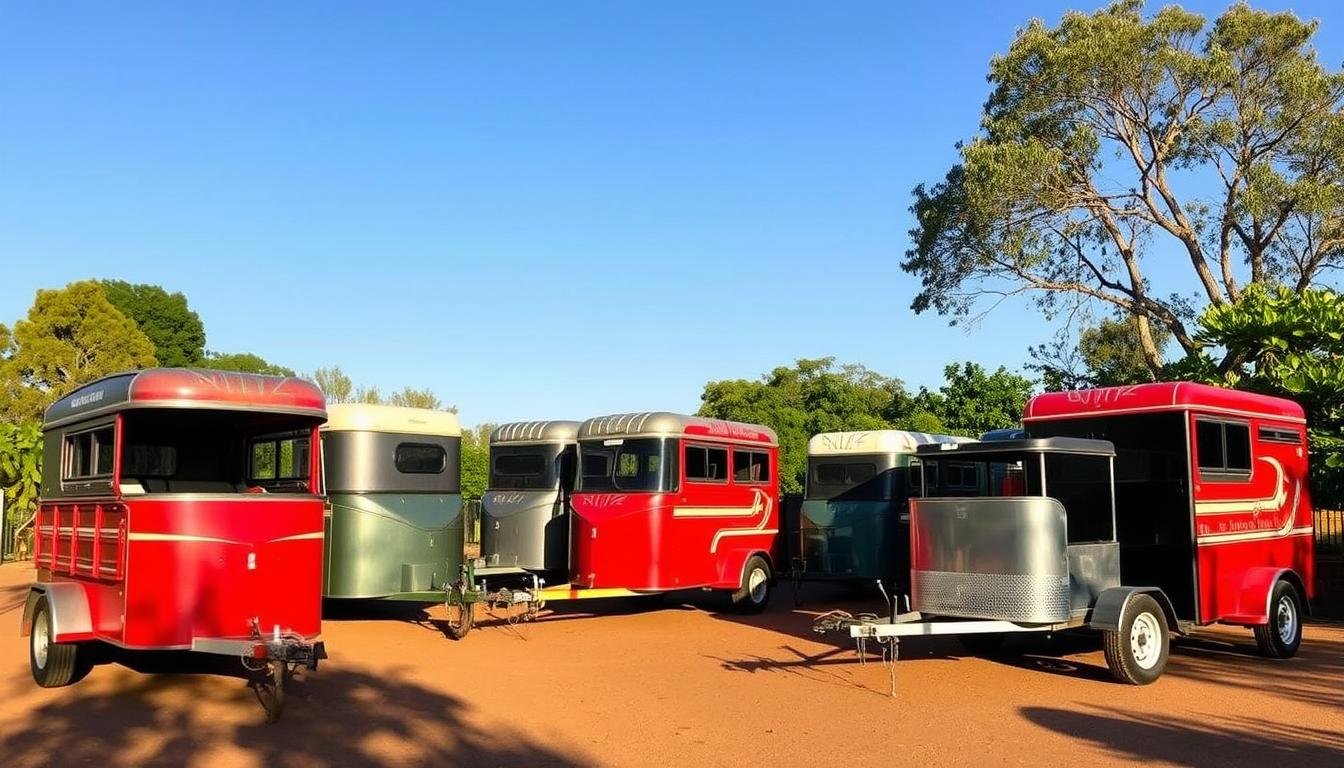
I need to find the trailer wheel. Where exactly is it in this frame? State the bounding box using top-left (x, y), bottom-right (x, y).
top-left (29, 597), bottom-right (89, 688)
top-left (1102, 594), bottom-right (1169, 685)
top-left (731, 555), bottom-right (772, 614)
top-left (445, 601), bottom-right (474, 640)
top-left (1253, 579), bottom-right (1303, 659)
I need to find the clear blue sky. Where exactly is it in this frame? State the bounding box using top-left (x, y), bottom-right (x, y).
top-left (2, 2), bottom-right (1341, 425)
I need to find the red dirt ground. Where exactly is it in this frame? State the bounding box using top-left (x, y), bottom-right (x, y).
top-left (1, 560), bottom-right (1340, 767)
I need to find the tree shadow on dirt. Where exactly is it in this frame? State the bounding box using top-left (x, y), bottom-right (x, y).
top-left (1164, 627), bottom-right (1344, 710)
top-left (1022, 705), bottom-right (1344, 767)
top-left (0, 653), bottom-right (590, 768)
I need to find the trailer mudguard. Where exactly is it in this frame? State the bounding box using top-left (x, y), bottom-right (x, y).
top-left (20, 583), bottom-right (94, 642)
top-left (715, 548), bottom-right (773, 591)
top-left (1087, 587), bottom-right (1180, 634)
top-left (1221, 567), bottom-right (1310, 626)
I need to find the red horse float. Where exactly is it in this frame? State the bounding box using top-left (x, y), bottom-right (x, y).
top-left (20, 369), bottom-right (328, 719)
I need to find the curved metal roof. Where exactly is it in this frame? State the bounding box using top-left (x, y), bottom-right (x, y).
top-left (490, 420), bottom-right (582, 444)
top-left (1025, 382), bottom-right (1304, 423)
top-left (578, 411), bottom-right (777, 446)
top-left (808, 430), bottom-right (972, 456)
top-left (322, 403), bottom-right (461, 436)
top-left (44, 368), bottom-right (326, 428)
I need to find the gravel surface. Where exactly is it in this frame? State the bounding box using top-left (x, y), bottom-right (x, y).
top-left (1, 561), bottom-right (1341, 767)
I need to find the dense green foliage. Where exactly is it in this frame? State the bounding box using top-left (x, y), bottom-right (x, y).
top-left (0, 422), bottom-right (42, 535)
top-left (0, 281), bottom-right (157, 423)
top-left (698, 358), bottom-right (1032, 494)
top-left (1178, 286), bottom-right (1344, 505)
top-left (100, 280), bottom-right (206, 367)
top-left (911, 363), bottom-right (1037, 437)
top-left (459, 423), bottom-right (494, 500)
top-left (905, 1), bottom-right (1344, 374)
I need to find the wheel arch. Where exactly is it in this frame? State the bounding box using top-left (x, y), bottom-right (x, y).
top-left (21, 583), bottom-right (94, 642)
top-left (737, 549), bottom-right (776, 587)
top-left (1088, 586), bottom-right (1180, 635)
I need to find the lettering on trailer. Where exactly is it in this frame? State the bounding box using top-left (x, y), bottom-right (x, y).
top-left (819, 432), bottom-right (872, 451)
top-left (581, 494), bottom-right (629, 509)
top-left (1195, 458), bottom-right (1308, 544)
top-left (698, 420), bottom-right (768, 441)
top-left (486, 491), bottom-right (529, 505)
top-left (69, 389), bottom-right (106, 409)
top-left (1064, 385), bottom-right (1143, 409)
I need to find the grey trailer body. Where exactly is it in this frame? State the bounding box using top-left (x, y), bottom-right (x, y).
top-left (480, 420), bottom-right (580, 577)
top-left (818, 437), bottom-right (1179, 685)
top-left (322, 404), bottom-right (463, 601)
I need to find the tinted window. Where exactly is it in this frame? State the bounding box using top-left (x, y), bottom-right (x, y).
top-left (733, 450), bottom-right (770, 483)
top-left (1224, 423), bottom-right (1251, 471)
top-left (582, 452), bottom-right (611, 478)
top-left (1196, 420), bottom-right (1223, 471)
top-left (808, 460), bottom-right (885, 499)
top-left (685, 445), bottom-right (728, 482)
top-left (816, 462), bottom-right (847, 485)
top-left (65, 427), bottom-right (115, 480)
top-left (495, 453), bottom-right (545, 476)
top-left (845, 463), bottom-right (877, 484)
top-left (579, 438), bottom-right (676, 492)
top-left (395, 443), bottom-right (446, 474)
top-left (1196, 419), bottom-right (1251, 478)
top-left (251, 435), bottom-right (312, 482)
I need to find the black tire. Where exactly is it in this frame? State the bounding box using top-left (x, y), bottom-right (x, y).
top-left (1254, 579), bottom-right (1303, 659)
top-left (446, 601), bottom-right (475, 640)
top-left (1102, 594), bottom-right (1169, 685)
top-left (959, 633), bottom-right (1007, 656)
top-left (29, 597), bottom-right (88, 688)
top-left (731, 555), bottom-right (772, 614)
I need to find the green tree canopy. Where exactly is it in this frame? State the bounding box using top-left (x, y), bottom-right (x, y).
top-left (1177, 285), bottom-right (1344, 503)
top-left (204, 352), bottom-right (296, 377)
top-left (905, 1), bottom-right (1344, 374)
top-left (0, 421), bottom-right (42, 533)
top-left (99, 280), bottom-right (205, 367)
top-left (459, 423), bottom-right (495, 500)
top-left (312, 366), bottom-right (354, 403)
top-left (1030, 316), bottom-right (1171, 391)
top-left (698, 358), bottom-right (916, 495)
top-left (1, 281), bottom-right (157, 422)
top-left (912, 362), bottom-right (1036, 437)
top-left (387, 387), bottom-right (451, 411)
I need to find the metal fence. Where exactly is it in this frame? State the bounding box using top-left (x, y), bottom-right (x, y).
top-left (1317, 508), bottom-right (1343, 558)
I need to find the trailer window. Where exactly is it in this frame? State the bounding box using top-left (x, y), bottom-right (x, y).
top-left (685, 445), bottom-right (728, 483)
top-left (1196, 419), bottom-right (1252, 479)
top-left (1258, 426), bottom-right (1302, 445)
top-left (252, 435), bottom-right (314, 481)
top-left (494, 453), bottom-right (545, 477)
top-left (733, 450), bottom-right (770, 484)
top-left (64, 426), bottom-right (115, 480)
top-left (579, 438), bottom-right (676, 492)
top-left (394, 443), bottom-right (446, 474)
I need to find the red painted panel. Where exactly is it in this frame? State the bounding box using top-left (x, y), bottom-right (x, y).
top-left (1189, 412), bottom-right (1314, 624)
top-left (120, 497), bottom-right (324, 648)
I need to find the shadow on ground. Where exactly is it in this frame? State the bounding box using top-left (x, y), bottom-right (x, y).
top-left (1023, 705), bottom-right (1344, 767)
top-left (0, 653), bottom-right (589, 768)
